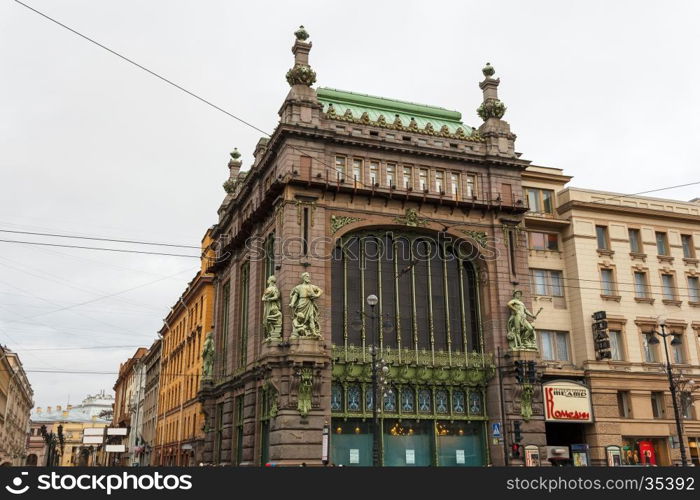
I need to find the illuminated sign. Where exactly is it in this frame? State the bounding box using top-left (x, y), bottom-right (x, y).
top-left (543, 380), bottom-right (593, 423)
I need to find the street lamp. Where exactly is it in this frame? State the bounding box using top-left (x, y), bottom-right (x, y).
top-left (366, 294), bottom-right (381, 467)
top-left (647, 317), bottom-right (688, 466)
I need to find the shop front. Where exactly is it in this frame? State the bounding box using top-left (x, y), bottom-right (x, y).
top-left (620, 437), bottom-right (670, 466)
top-left (543, 379), bottom-right (594, 466)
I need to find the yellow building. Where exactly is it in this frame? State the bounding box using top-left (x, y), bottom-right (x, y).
top-left (523, 165), bottom-right (700, 466)
top-left (154, 231), bottom-right (214, 465)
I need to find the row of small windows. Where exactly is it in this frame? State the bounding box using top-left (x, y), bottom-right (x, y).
top-left (334, 156), bottom-right (477, 198)
top-left (597, 226), bottom-right (697, 259)
top-left (330, 383), bottom-right (483, 416)
top-left (600, 267), bottom-right (699, 303)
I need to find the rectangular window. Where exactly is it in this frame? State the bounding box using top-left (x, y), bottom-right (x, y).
top-left (596, 226), bottom-right (609, 250)
top-left (629, 229), bottom-right (642, 253)
top-left (681, 234), bottom-right (695, 258)
top-left (451, 173), bottom-right (460, 199)
top-left (634, 271), bottom-right (648, 298)
top-left (642, 333), bottom-right (657, 362)
top-left (526, 188), bottom-right (555, 214)
top-left (671, 334), bottom-right (684, 364)
top-left (386, 163), bottom-right (396, 187)
top-left (369, 161), bottom-right (378, 185)
top-left (403, 167), bottom-right (412, 189)
top-left (608, 330), bottom-right (624, 361)
top-left (688, 276), bottom-right (700, 302)
top-left (530, 269), bottom-right (564, 297)
top-left (435, 170), bottom-right (444, 193)
top-left (600, 268), bottom-right (616, 295)
top-left (528, 231), bottom-right (558, 251)
top-left (238, 262), bottom-right (250, 368)
top-left (539, 330), bottom-right (570, 361)
top-left (661, 274), bottom-right (675, 300)
top-left (335, 156), bottom-right (346, 180)
top-left (234, 395), bottom-right (244, 465)
top-left (352, 159), bottom-right (363, 182)
top-left (656, 231), bottom-right (669, 255)
top-left (220, 281), bottom-right (231, 376)
top-left (466, 175), bottom-right (476, 198)
top-left (213, 402), bottom-right (224, 464)
top-left (419, 169), bottom-right (428, 191)
top-left (651, 392), bottom-right (665, 419)
top-left (617, 391), bottom-right (631, 418)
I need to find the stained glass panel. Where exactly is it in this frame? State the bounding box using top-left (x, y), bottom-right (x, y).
top-left (418, 388), bottom-right (432, 412)
top-left (436, 389), bottom-right (449, 414)
top-left (331, 383), bottom-right (343, 412)
top-left (453, 390), bottom-right (465, 414)
top-left (401, 387), bottom-right (415, 413)
top-left (469, 391), bottom-right (482, 415)
top-left (347, 384), bottom-right (361, 412)
top-left (383, 387), bottom-right (397, 412)
top-left (365, 386), bottom-right (374, 411)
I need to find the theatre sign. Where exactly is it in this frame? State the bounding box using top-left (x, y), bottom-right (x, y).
top-left (543, 380), bottom-right (594, 423)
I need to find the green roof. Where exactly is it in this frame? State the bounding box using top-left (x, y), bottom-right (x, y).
top-left (317, 87), bottom-right (474, 136)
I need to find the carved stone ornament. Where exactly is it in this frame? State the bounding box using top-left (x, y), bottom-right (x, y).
top-left (294, 25), bottom-right (310, 41)
top-left (262, 275), bottom-right (282, 341)
top-left (286, 64), bottom-right (317, 87)
top-left (394, 208), bottom-right (428, 227)
top-left (222, 178), bottom-right (238, 194)
top-left (330, 215), bottom-right (364, 234)
top-left (477, 99), bottom-right (507, 121)
top-left (201, 331), bottom-right (215, 380)
top-left (289, 272), bottom-right (323, 339)
top-left (458, 229), bottom-right (488, 248)
top-left (520, 383), bottom-right (534, 421)
top-left (297, 367), bottom-right (313, 418)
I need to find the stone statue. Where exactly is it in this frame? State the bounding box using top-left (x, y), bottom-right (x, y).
top-left (289, 272), bottom-right (323, 339)
top-left (506, 290), bottom-right (541, 351)
top-left (262, 275), bottom-right (282, 341)
top-left (202, 331), bottom-right (215, 379)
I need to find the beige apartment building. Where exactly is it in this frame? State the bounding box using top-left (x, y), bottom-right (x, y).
top-left (523, 165), bottom-right (700, 466)
top-left (0, 346), bottom-right (33, 466)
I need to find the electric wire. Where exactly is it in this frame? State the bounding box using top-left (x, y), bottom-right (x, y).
top-left (0, 238), bottom-right (199, 258)
top-left (0, 228), bottom-right (198, 249)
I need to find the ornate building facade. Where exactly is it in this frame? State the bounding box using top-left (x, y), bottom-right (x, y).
top-left (199, 27), bottom-right (541, 466)
top-left (0, 346), bottom-right (33, 466)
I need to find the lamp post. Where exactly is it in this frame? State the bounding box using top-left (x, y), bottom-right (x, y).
top-left (496, 346), bottom-right (510, 466)
top-left (366, 294), bottom-right (380, 467)
top-left (647, 318), bottom-right (688, 466)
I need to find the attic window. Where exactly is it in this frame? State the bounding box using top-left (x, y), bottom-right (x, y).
top-left (402, 136), bottom-right (411, 141)
top-left (336, 125), bottom-right (345, 131)
top-left (369, 130), bottom-right (379, 137)
top-left (450, 143), bottom-right (458, 148)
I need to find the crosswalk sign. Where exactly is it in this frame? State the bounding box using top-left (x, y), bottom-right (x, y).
top-left (491, 422), bottom-right (502, 438)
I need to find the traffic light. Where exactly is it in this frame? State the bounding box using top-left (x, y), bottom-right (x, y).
top-left (526, 361), bottom-right (537, 384)
top-left (513, 420), bottom-right (522, 443)
top-left (514, 361), bottom-right (524, 383)
top-left (511, 443), bottom-right (521, 459)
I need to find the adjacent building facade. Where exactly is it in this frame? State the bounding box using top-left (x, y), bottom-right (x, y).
top-left (140, 338), bottom-right (161, 466)
top-left (111, 347), bottom-right (148, 465)
top-left (199, 27), bottom-right (536, 466)
top-left (0, 346), bottom-right (33, 466)
top-left (153, 233), bottom-right (214, 466)
top-left (522, 168), bottom-right (700, 466)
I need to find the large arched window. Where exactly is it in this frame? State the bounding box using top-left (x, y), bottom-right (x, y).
top-left (331, 230), bottom-right (482, 355)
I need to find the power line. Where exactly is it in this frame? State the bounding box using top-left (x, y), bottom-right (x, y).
top-left (0, 229), bottom-right (199, 249)
top-left (0, 238), bottom-right (199, 258)
top-left (16, 345), bottom-right (142, 352)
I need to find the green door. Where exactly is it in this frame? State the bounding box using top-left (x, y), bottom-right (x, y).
top-left (330, 420), bottom-right (373, 466)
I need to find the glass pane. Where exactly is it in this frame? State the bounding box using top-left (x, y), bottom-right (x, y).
top-left (365, 386), bottom-right (374, 411)
top-left (527, 189), bottom-right (539, 212)
top-left (629, 229), bottom-right (640, 253)
top-left (689, 277), bottom-right (700, 302)
top-left (435, 389), bottom-right (449, 414)
top-left (682, 235), bottom-right (693, 258)
top-left (533, 270), bottom-right (547, 295)
top-left (634, 272), bottom-right (647, 297)
top-left (547, 233), bottom-right (559, 250)
top-left (384, 420), bottom-right (432, 466)
top-left (468, 392), bottom-right (483, 415)
top-left (452, 390), bottom-right (465, 414)
top-left (529, 232), bottom-right (545, 249)
top-left (436, 421), bottom-right (484, 466)
top-left (601, 269), bottom-right (614, 295)
top-left (550, 271), bottom-right (563, 296)
top-left (556, 332), bottom-right (570, 361)
top-left (331, 419), bottom-right (373, 466)
top-left (656, 232), bottom-right (667, 255)
top-left (662, 275), bottom-right (674, 300)
top-left (417, 388), bottom-right (432, 412)
top-left (596, 226), bottom-right (608, 250)
top-left (331, 383), bottom-right (343, 411)
top-left (541, 190), bottom-right (553, 213)
top-left (400, 387), bottom-right (415, 413)
top-left (383, 388), bottom-right (397, 413)
top-left (609, 331), bottom-right (623, 360)
top-left (540, 331), bottom-right (554, 360)
top-left (347, 384), bottom-right (361, 412)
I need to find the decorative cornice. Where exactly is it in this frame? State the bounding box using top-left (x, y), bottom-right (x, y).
top-left (324, 104), bottom-right (484, 143)
top-left (394, 208), bottom-right (428, 227)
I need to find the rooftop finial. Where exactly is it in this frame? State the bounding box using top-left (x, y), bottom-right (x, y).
top-left (482, 62), bottom-right (495, 78)
top-left (477, 62), bottom-right (506, 121)
top-left (230, 148), bottom-right (241, 160)
top-left (294, 25), bottom-right (310, 41)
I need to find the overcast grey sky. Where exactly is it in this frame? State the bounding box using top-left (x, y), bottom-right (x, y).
top-left (1, 0), bottom-right (698, 408)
